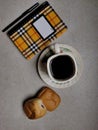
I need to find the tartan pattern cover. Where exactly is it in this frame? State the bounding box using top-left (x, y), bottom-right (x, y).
top-left (8, 1), bottom-right (67, 60)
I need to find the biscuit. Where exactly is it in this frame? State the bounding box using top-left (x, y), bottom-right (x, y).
top-left (23, 98), bottom-right (47, 119)
top-left (37, 87), bottom-right (61, 111)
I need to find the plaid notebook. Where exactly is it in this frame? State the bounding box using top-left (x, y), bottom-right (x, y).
top-left (4, 1), bottom-right (67, 60)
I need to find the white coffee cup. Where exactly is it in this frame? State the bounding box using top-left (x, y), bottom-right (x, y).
top-left (47, 44), bottom-right (77, 84)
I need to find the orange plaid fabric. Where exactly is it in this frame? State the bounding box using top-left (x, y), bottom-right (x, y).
top-left (8, 1), bottom-right (67, 60)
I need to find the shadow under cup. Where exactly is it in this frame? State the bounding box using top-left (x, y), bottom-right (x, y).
top-left (49, 55), bottom-right (76, 82)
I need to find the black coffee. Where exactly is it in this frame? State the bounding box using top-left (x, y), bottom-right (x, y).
top-left (50, 55), bottom-right (75, 80)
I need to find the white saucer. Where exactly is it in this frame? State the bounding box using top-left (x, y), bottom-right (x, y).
top-left (37, 43), bottom-right (83, 88)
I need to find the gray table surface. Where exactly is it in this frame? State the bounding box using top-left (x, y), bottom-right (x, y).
top-left (0, 0), bottom-right (98, 130)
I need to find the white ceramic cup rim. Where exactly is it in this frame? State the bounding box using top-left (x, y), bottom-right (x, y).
top-left (47, 52), bottom-right (77, 84)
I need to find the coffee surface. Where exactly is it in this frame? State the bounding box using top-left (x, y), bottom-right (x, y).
top-left (50, 55), bottom-right (75, 80)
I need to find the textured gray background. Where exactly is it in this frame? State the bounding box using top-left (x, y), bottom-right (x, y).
top-left (0, 0), bottom-right (98, 130)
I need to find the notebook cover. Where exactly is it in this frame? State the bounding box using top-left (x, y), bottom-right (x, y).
top-left (7, 1), bottom-right (67, 60)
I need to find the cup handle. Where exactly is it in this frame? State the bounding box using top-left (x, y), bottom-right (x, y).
top-left (54, 44), bottom-right (60, 54)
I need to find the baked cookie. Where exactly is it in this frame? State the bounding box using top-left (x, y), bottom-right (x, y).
top-left (23, 98), bottom-right (47, 119)
top-left (37, 87), bottom-right (61, 111)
